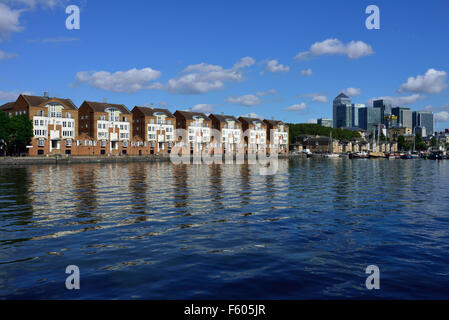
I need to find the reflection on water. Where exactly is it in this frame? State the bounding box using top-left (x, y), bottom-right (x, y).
top-left (1, 159), bottom-right (449, 299)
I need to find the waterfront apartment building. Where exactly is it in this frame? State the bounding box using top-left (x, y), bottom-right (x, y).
top-left (174, 111), bottom-right (212, 153)
top-left (333, 93), bottom-right (352, 128)
top-left (413, 111), bottom-right (434, 136)
top-left (209, 114), bottom-right (243, 154)
top-left (263, 119), bottom-right (289, 154)
top-left (132, 106), bottom-right (175, 154)
top-left (238, 117), bottom-right (267, 153)
top-left (78, 101), bottom-right (132, 155)
top-left (317, 118), bottom-right (333, 128)
top-left (4, 94), bottom-right (78, 156)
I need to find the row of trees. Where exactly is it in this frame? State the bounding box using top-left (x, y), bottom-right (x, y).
top-left (286, 123), bottom-right (361, 144)
top-left (397, 134), bottom-right (431, 152)
top-left (0, 111), bottom-right (34, 156)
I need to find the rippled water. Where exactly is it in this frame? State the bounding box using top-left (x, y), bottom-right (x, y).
top-left (1, 159), bottom-right (449, 299)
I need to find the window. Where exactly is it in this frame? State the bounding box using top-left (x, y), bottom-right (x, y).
top-left (66, 113), bottom-right (71, 118)
top-left (38, 139), bottom-right (45, 147)
top-left (66, 139), bottom-right (72, 147)
top-left (150, 119), bottom-right (154, 124)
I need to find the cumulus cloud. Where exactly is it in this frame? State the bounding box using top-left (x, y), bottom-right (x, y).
top-left (240, 112), bottom-right (264, 119)
top-left (262, 59), bottom-right (290, 73)
top-left (342, 87), bottom-right (362, 96)
top-left (0, 49), bottom-right (17, 60)
top-left (74, 67), bottom-right (162, 93)
top-left (295, 38), bottom-right (374, 60)
top-left (298, 93), bottom-right (328, 103)
top-left (435, 111), bottom-right (449, 122)
top-left (398, 68), bottom-right (447, 94)
top-left (227, 94), bottom-right (261, 107)
top-left (188, 104), bottom-right (214, 114)
top-left (284, 102), bottom-right (307, 112)
top-left (256, 89), bottom-right (277, 96)
top-left (167, 57), bottom-right (254, 94)
top-left (0, 3), bottom-right (23, 41)
top-left (300, 68), bottom-right (313, 76)
top-left (367, 94), bottom-right (425, 106)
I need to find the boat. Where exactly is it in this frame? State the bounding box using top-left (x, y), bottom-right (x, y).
top-left (349, 151), bottom-right (368, 159)
top-left (387, 153), bottom-right (396, 159)
top-left (401, 154), bottom-right (412, 159)
top-left (369, 151), bottom-right (386, 158)
top-left (324, 132), bottom-right (340, 158)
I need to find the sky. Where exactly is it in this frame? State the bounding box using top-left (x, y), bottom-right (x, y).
top-left (1, 0), bottom-right (449, 130)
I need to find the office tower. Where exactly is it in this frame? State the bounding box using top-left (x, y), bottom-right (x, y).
top-left (333, 93), bottom-right (352, 128)
top-left (392, 107), bottom-right (413, 129)
top-left (317, 118), bottom-right (333, 127)
top-left (359, 107), bottom-right (381, 133)
top-left (351, 104), bottom-right (365, 128)
top-left (413, 111), bottom-right (434, 136)
top-left (373, 99), bottom-right (392, 126)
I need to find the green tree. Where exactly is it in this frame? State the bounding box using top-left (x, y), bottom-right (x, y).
top-left (286, 123), bottom-right (361, 144)
top-left (414, 134), bottom-right (427, 151)
top-left (0, 111), bottom-right (11, 153)
top-left (398, 135), bottom-right (411, 151)
top-left (9, 114), bottom-right (33, 155)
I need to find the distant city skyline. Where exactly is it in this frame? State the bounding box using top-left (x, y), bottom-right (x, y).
top-left (0, 0), bottom-right (448, 130)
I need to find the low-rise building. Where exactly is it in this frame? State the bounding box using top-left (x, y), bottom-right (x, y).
top-left (389, 127), bottom-right (412, 141)
top-left (79, 101), bottom-right (132, 155)
top-left (263, 119), bottom-right (289, 154)
top-left (174, 111), bottom-right (212, 153)
top-left (209, 114), bottom-right (243, 154)
top-left (132, 106), bottom-right (175, 154)
top-left (238, 117), bottom-right (267, 154)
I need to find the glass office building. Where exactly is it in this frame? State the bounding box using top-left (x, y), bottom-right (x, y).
top-left (392, 107), bottom-right (413, 129)
top-left (333, 93), bottom-right (352, 128)
top-left (413, 111), bottom-right (434, 136)
top-left (359, 107), bottom-right (381, 133)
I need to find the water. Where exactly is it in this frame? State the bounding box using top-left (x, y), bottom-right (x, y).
top-left (1, 158), bottom-right (449, 299)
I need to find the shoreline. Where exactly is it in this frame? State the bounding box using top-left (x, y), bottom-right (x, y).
top-left (0, 154), bottom-right (300, 166)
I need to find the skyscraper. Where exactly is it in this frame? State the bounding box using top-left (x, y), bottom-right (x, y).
top-left (392, 107), bottom-right (413, 129)
top-left (359, 107), bottom-right (381, 133)
top-left (317, 118), bottom-right (333, 127)
top-left (351, 104), bottom-right (365, 128)
top-left (413, 111), bottom-right (434, 136)
top-left (373, 99), bottom-right (392, 127)
top-left (333, 93), bottom-right (352, 128)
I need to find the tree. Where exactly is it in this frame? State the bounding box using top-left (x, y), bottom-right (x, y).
top-left (398, 135), bottom-right (411, 151)
top-left (0, 111), bottom-right (11, 154)
top-left (414, 134), bottom-right (427, 151)
top-left (9, 114), bottom-right (33, 155)
top-left (286, 123), bottom-right (361, 144)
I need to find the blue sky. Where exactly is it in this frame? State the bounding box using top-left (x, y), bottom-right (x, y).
top-left (1, 0), bottom-right (449, 129)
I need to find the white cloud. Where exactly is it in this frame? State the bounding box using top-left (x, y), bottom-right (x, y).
top-left (8, 0), bottom-right (68, 9)
top-left (300, 68), bottom-right (312, 76)
top-left (398, 68), bottom-right (447, 94)
top-left (227, 94), bottom-right (261, 107)
top-left (167, 57), bottom-right (254, 94)
top-left (240, 112), bottom-right (264, 119)
top-left (74, 67), bottom-right (162, 93)
top-left (0, 90), bottom-right (31, 102)
top-left (263, 59), bottom-right (290, 73)
top-left (256, 89), bottom-right (277, 96)
top-left (298, 93), bottom-right (328, 103)
top-left (435, 111), bottom-right (449, 122)
top-left (233, 56), bottom-right (255, 69)
top-left (0, 49), bottom-right (17, 60)
top-left (188, 104), bottom-right (214, 114)
top-left (30, 36), bottom-right (79, 43)
top-left (295, 38), bottom-right (374, 60)
top-left (342, 87), bottom-right (362, 96)
top-left (284, 102), bottom-right (307, 112)
top-left (0, 3), bottom-right (23, 41)
top-left (367, 94), bottom-right (425, 106)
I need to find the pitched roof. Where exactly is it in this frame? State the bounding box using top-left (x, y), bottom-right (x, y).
top-left (263, 119), bottom-right (283, 126)
top-left (239, 117), bottom-right (265, 125)
top-left (0, 102), bottom-right (15, 111)
top-left (175, 110), bottom-right (210, 121)
top-left (210, 114), bottom-right (241, 123)
top-left (335, 92), bottom-right (350, 99)
top-left (21, 95), bottom-right (77, 110)
top-left (133, 106), bottom-right (174, 118)
top-left (83, 101), bottom-right (130, 114)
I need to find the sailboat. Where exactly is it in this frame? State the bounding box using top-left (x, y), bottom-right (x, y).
top-left (324, 132), bottom-right (339, 158)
